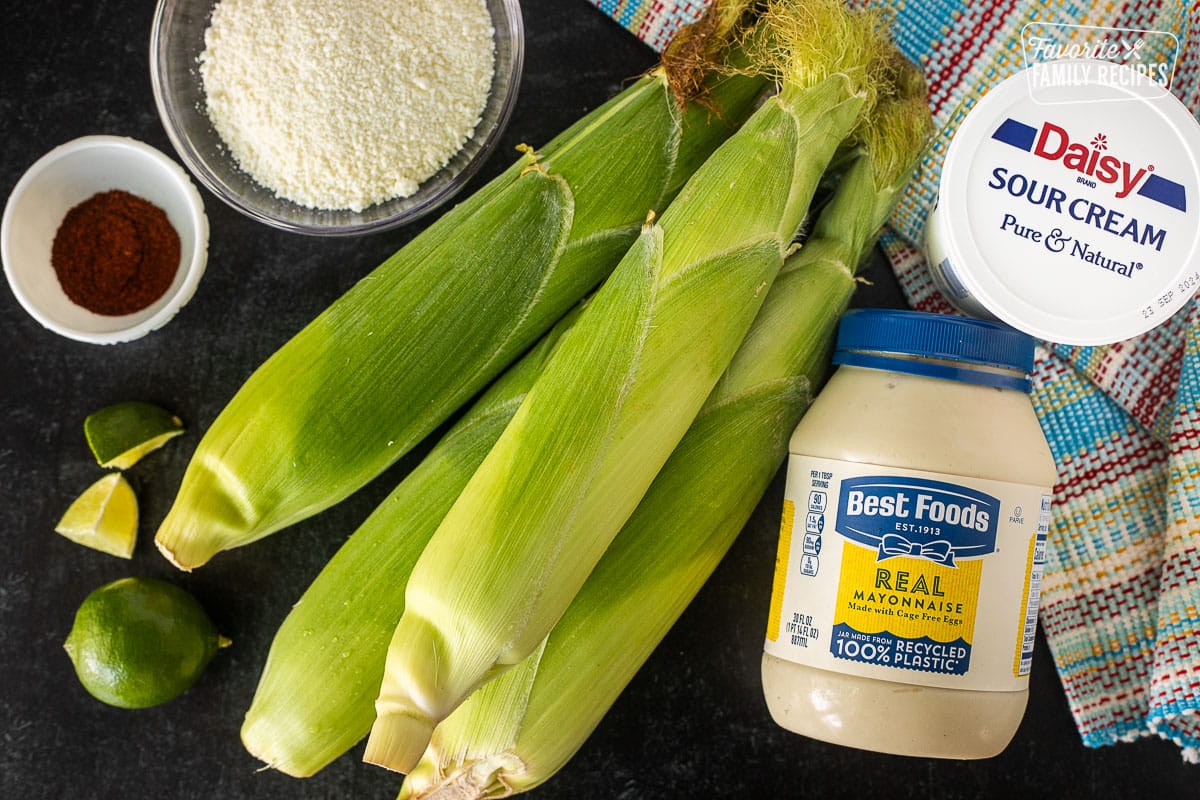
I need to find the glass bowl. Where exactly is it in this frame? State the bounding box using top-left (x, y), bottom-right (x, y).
top-left (149, 0), bottom-right (524, 236)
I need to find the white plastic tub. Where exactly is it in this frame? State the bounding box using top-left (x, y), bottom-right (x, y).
top-left (925, 59), bottom-right (1200, 345)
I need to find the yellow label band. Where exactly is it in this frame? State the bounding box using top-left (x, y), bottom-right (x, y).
top-left (766, 499), bottom-right (795, 642)
top-left (831, 542), bottom-right (982, 680)
top-left (834, 545), bottom-right (981, 643)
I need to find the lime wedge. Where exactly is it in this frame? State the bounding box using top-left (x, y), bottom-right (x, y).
top-left (64, 577), bottom-right (229, 709)
top-left (55, 473), bottom-right (138, 559)
top-left (84, 401), bottom-right (184, 469)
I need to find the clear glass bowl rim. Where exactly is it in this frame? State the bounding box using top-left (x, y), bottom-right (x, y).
top-left (149, 0), bottom-right (525, 236)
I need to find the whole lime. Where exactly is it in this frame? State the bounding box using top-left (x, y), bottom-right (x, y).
top-left (63, 577), bottom-right (228, 709)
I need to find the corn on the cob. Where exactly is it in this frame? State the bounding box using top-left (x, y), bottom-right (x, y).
top-left (365, 0), bottom-right (887, 773)
top-left (397, 74), bottom-right (934, 800)
top-left (239, 309), bottom-right (579, 777)
top-left (153, 6), bottom-right (767, 570)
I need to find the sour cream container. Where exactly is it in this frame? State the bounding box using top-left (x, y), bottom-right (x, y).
top-left (762, 309), bottom-right (1057, 758)
top-left (925, 59), bottom-right (1200, 345)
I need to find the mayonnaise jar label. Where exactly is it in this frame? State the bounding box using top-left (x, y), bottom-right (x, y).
top-left (764, 456), bottom-right (1051, 691)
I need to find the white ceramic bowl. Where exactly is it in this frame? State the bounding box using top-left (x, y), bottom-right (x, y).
top-left (2, 135), bottom-right (208, 344)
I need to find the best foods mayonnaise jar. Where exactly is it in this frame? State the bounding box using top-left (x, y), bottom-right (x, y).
top-left (761, 309), bottom-right (1057, 759)
top-left (925, 59), bottom-right (1200, 345)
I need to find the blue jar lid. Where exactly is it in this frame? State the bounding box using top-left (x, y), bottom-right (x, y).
top-left (833, 309), bottom-right (1036, 392)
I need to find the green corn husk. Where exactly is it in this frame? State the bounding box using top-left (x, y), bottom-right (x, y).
top-left (154, 4), bottom-right (768, 570)
top-left (397, 77), bottom-right (934, 800)
top-left (239, 308), bottom-right (581, 777)
top-left (365, 0), bottom-right (888, 773)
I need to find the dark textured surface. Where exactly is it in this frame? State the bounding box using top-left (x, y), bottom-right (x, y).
top-left (0, 2), bottom-right (1194, 799)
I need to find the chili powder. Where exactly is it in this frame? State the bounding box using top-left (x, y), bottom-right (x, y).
top-left (51, 190), bottom-right (181, 316)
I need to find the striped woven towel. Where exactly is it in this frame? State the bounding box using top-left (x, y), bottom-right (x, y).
top-left (590, 0), bottom-right (1200, 761)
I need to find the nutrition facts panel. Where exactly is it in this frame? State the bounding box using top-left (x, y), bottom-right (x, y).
top-left (1015, 495), bottom-right (1052, 677)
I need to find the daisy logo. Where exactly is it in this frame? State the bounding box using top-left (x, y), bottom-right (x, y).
top-left (990, 117), bottom-right (1186, 211)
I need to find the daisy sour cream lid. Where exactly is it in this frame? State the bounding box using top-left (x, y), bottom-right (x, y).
top-left (925, 59), bottom-right (1200, 345)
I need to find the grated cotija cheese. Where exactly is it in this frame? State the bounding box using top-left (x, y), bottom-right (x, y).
top-left (199, 0), bottom-right (495, 212)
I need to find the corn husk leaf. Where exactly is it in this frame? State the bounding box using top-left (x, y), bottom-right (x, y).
top-left (240, 311), bottom-right (580, 777)
top-left (366, 0), bottom-right (886, 773)
top-left (398, 60), bottom-right (933, 800)
top-left (155, 8), bottom-right (767, 570)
